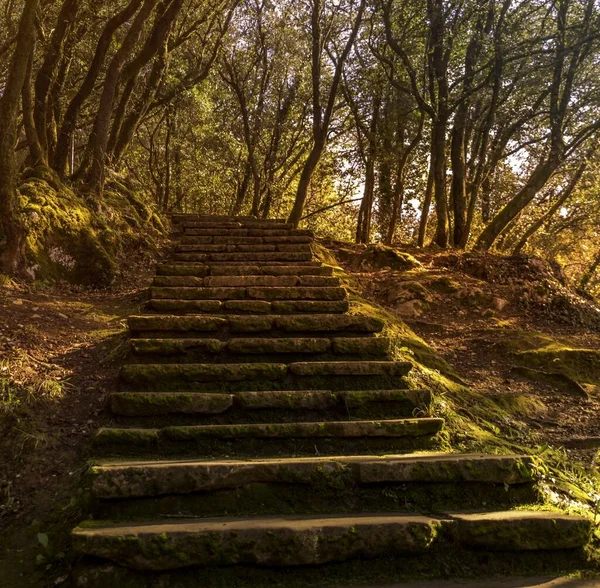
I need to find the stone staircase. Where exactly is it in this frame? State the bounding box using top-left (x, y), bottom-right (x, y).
top-left (72, 215), bottom-right (592, 586)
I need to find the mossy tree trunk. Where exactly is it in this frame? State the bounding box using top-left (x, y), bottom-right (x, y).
top-left (0, 0), bottom-right (39, 274)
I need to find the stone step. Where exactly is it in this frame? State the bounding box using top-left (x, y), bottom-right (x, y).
top-left (147, 299), bottom-right (349, 315)
top-left (72, 511), bottom-right (591, 572)
top-left (153, 275), bottom-right (340, 287)
top-left (174, 252), bottom-right (313, 263)
top-left (130, 337), bottom-right (390, 361)
top-left (93, 419), bottom-right (445, 456)
top-left (150, 286), bottom-right (346, 301)
top-left (90, 454), bottom-right (534, 500)
top-left (127, 314), bottom-right (384, 336)
top-left (161, 274), bottom-right (344, 290)
top-left (72, 514), bottom-right (440, 570)
top-left (183, 221), bottom-right (294, 231)
top-left (172, 215), bottom-right (284, 224)
top-left (120, 361), bottom-right (412, 391)
top-left (176, 244), bottom-right (312, 253)
top-left (183, 228), bottom-right (313, 238)
top-left (180, 236), bottom-right (313, 245)
top-left (107, 389), bottom-right (428, 417)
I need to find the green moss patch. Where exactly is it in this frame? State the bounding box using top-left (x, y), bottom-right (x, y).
top-left (16, 169), bottom-right (164, 287)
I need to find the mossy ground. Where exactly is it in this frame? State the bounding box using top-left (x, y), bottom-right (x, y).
top-left (314, 245), bottom-right (600, 570)
top-left (15, 167), bottom-right (165, 287)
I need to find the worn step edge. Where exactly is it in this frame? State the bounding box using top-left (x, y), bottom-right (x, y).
top-left (93, 419), bottom-right (445, 448)
top-left (120, 362), bottom-right (412, 386)
top-left (72, 514), bottom-right (441, 570)
top-left (107, 389), bottom-right (427, 416)
top-left (72, 511), bottom-right (591, 571)
top-left (90, 453), bottom-right (535, 499)
top-left (147, 300), bottom-right (350, 315)
top-left (129, 337), bottom-right (391, 357)
top-left (127, 314), bottom-right (384, 334)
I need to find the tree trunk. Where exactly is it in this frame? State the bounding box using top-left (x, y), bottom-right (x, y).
top-left (431, 120), bottom-right (448, 246)
top-left (512, 161), bottom-right (587, 255)
top-left (231, 160), bottom-right (252, 216)
top-left (52, 0), bottom-right (144, 176)
top-left (33, 0), bottom-right (78, 159)
top-left (85, 0), bottom-right (158, 197)
top-left (579, 251), bottom-right (600, 292)
top-left (22, 45), bottom-right (47, 167)
top-left (287, 140), bottom-right (325, 226)
top-left (418, 165), bottom-right (434, 247)
top-left (474, 155), bottom-right (562, 251)
top-left (0, 0), bottom-right (39, 273)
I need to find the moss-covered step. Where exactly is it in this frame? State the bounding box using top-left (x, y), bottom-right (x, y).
top-left (174, 252), bottom-right (313, 263)
top-left (148, 300), bottom-right (349, 315)
top-left (202, 275), bottom-right (340, 287)
top-left (94, 419), bottom-right (444, 449)
top-left (121, 363), bottom-right (288, 387)
top-left (271, 300), bottom-right (349, 314)
top-left (72, 514), bottom-right (441, 570)
top-left (184, 229), bottom-right (313, 238)
top-left (451, 511), bottom-right (591, 551)
top-left (289, 361), bottom-right (411, 377)
top-left (108, 389), bottom-right (427, 418)
top-left (155, 264), bottom-right (209, 277)
top-left (127, 314), bottom-right (383, 336)
top-left (150, 287), bottom-right (247, 300)
top-left (245, 286), bottom-right (346, 301)
top-left (120, 361), bottom-right (411, 390)
top-left (128, 315), bottom-right (228, 334)
top-left (147, 300), bottom-right (225, 314)
top-left (181, 235), bottom-right (313, 245)
top-left (178, 244), bottom-right (313, 254)
top-left (127, 338), bottom-right (391, 364)
top-left (182, 221), bottom-right (244, 229)
top-left (208, 264), bottom-right (332, 276)
top-left (90, 454), bottom-right (534, 500)
top-left (129, 339), bottom-right (226, 356)
top-left (149, 286), bottom-right (346, 302)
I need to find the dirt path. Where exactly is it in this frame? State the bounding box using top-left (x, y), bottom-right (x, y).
top-left (0, 273), bottom-right (152, 587)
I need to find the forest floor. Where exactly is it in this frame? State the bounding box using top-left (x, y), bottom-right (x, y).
top-left (1, 240), bottom-right (600, 587)
top-left (0, 262), bottom-right (156, 587)
top-left (329, 240), bottom-right (600, 467)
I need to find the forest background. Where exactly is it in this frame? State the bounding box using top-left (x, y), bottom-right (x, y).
top-left (0, 0), bottom-right (599, 297)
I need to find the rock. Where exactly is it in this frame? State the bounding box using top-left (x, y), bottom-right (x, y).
top-left (349, 244), bottom-right (421, 272)
top-left (395, 300), bottom-right (422, 317)
top-left (492, 297), bottom-right (509, 311)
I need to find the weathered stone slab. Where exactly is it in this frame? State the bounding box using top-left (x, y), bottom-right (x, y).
top-left (358, 454), bottom-right (535, 484)
top-left (109, 393), bottom-right (233, 417)
top-left (453, 511), bottom-right (591, 550)
top-left (152, 276), bottom-right (205, 287)
top-left (247, 287), bottom-right (346, 301)
top-left (223, 300), bottom-right (272, 314)
top-left (289, 361), bottom-right (411, 376)
top-left (72, 514), bottom-right (440, 569)
top-left (275, 315), bottom-right (383, 332)
top-left (148, 300), bottom-right (223, 313)
top-left (150, 287), bottom-right (246, 300)
top-left (121, 363), bottom-right (288, 386)
top-left (204, 276), bottom-right (298, 287)
top-left (155, 264), bottom-right (209, 277)
top-left (128, 316), bottom-right (227, 332)
top-left (271, 300), bottom-right (349, 314)
top-left (227, 338), bottom-right (331, 354)
top-left (130, 338), bottom-right (224, 355)
top-left (332, 337), bottom-right (390, 356)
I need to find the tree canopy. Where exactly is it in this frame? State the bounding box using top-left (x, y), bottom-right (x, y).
top-left (1, 0), bottom-right (600, 294)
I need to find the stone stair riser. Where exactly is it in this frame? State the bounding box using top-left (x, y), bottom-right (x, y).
top-left (146, 299), bottom-right (349, 315)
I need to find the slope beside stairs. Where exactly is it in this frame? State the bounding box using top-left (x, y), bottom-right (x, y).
top-left (71, 215), bottom-right (592, 586)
